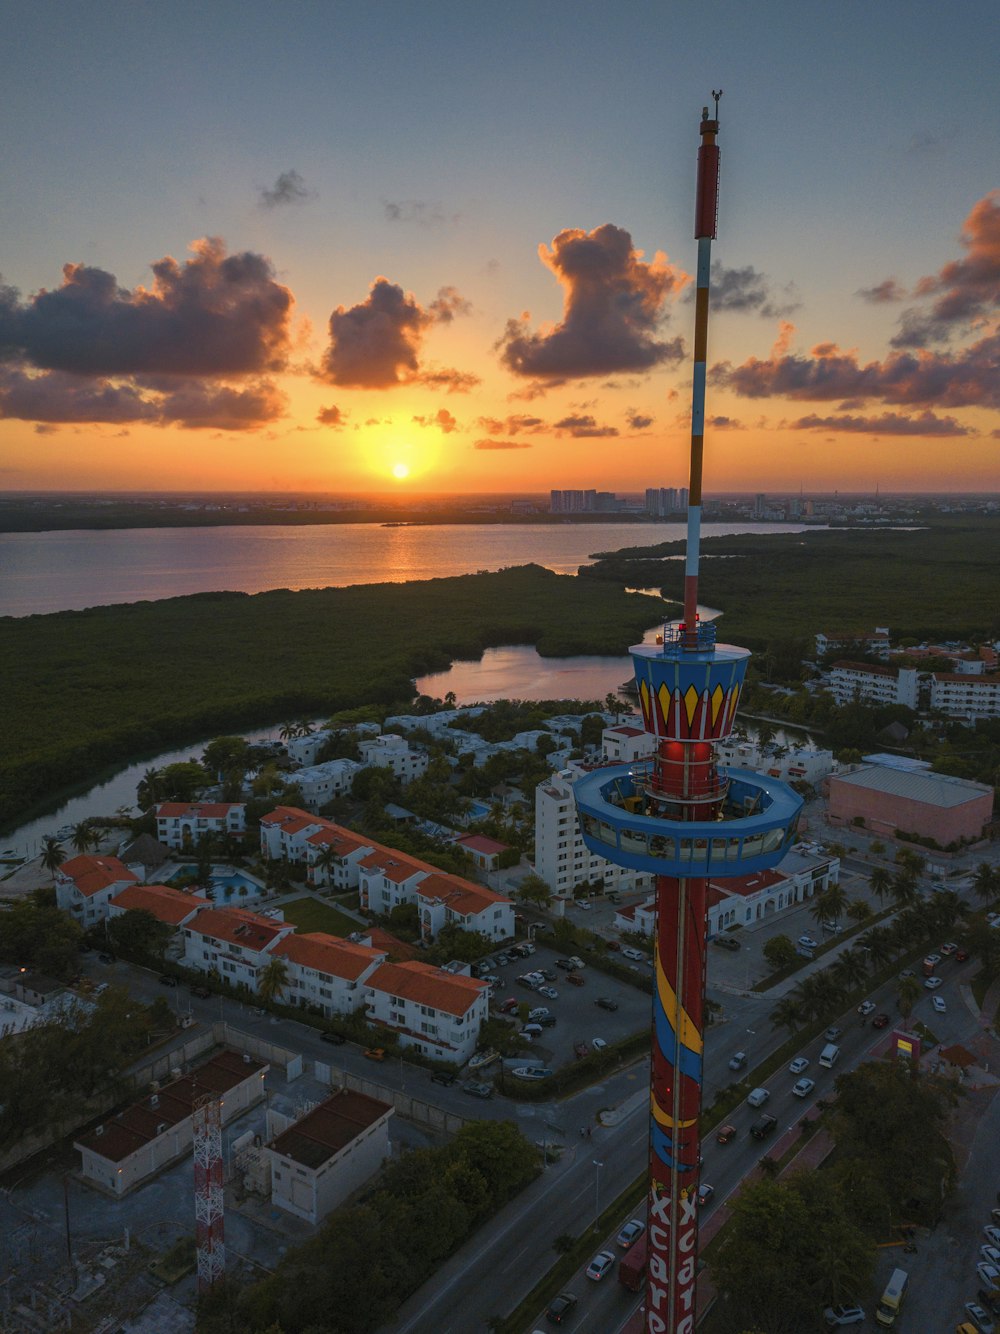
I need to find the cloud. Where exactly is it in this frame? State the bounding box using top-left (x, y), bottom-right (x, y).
top-left (626, 408), bottom-right (653, 430)
top-left (477, 413), bottom-right (546, 436)
top-left (259, 169), bottom-right (313, 209)
top-left (320, 277), bottom-right (431, 388)
top-left (498, 223), bottom-right (688, 380)
top-left (428, 286), bottom-right (472, 322)
top-left (413, 408), bottom-right (458, 433)
top-left (554, 413), bottom-right (619, 438)
top-left (317, 404), bottom-right (346, 427)
top-left (890, 191), bottom-right (1000, 346)
top-left (382, 199), bottom-right (456, 227)
top-left (0, 237), bottom-right (293, 377)
top-left (417, 367), bottom-right (481, 393)
top-left (713, 327), bottom-right (1000, 411)
top-left (788, 410), bottom-right (970, 436)
top-left (474, 439), bottom-right (532, 450)
top-left (0, 366), bottom-right (283, 429)
top-left (696, 263), bottom-right (799, 317)
top-left (707, 414), bottom-right (743, 429)
top-left (857, 278), bottom-right (906, 304)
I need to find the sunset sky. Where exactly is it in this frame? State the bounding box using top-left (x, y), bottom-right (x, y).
top-left (1, 1), bottom-right (998, 495)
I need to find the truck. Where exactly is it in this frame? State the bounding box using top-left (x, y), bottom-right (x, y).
top-left (618, 1234), bottom-right (648, 1292)
top-left (819, 1042), bottom-right (841, 1068)
top-left (875, 1267), bottom-right (908, 1326)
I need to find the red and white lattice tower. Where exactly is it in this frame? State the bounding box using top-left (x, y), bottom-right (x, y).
top-left (193, 1092), bottom-right (226, 1292)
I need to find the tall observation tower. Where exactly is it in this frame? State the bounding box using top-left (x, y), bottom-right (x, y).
top-left (574, 100), bottom-right (804, 1334)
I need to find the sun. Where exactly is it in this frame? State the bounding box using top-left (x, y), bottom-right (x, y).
top-left (392, 462), bottom-right (410, 480)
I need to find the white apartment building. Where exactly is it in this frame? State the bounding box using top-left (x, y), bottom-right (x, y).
top-left (715, 738), bottom-right (836, 787)
top-left (815, 629), bottom-right (890, 661)
top-left (304, 824), bottom-right (376, 889)
top-left (533, 765), bottom-right (653, 898)
top-left (929, 672), bottom-right (1000, 721)
top-left (259, 806), bottom-right (332, 864)
top-left (154, 802), bottom-right (246, 850)
top-left (416, 872), bottom-right (514, 943)
top-left (270, 931), bottom-right (385, 1017)
top-left (292, 759), bottom-right (363, 812)
top-left (357, 733), bottom-right (429, 783)
top-left (182, 907), bottom-right (294, 988)
top-left (266, 1090), bottom-right (393, 1226)
top-left (826, 662), bottom-right (919, 709)
top-left (285, 730), bottom-right (331, 766)
top-left (55, 855), bottom-right (139, 928)
top-left (602, 724), bottom-right (656, 764)
top-left (364, 960), bottom-right (489, 1062)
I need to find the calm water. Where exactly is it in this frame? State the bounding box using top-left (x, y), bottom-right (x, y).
top-left (0, 521), bottom-right (816, 617)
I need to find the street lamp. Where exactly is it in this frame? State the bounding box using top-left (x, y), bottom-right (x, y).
top-left (745, 1028), bottom-right (755, 1062)
top-left (593, 1159), bottom-right (604, 1229)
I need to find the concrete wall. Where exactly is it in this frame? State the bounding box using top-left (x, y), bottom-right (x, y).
top-left (320, 1065), bottom-right (468, 1135)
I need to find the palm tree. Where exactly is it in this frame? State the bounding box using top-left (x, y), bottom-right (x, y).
top-left (312, 844), bottom-right (338, 888)
top-left (279, 722), bottom-right (297, 742)
top-left (818, 882), bottom-right (848, 926)
top-left (295, 720), bottom-right (314, 737)
top-left (257, 958), bottom-right (289, 1004)
top-left (889, 872), bottom-right (919, 911)
top-left (895, 848), bottom-right (926, 879)
top-left (859, 925), bottom-right (894, 971)
top-left (832, 948), bottom-right (870, 991)
top-left (71, 820), bottom-right (98, 855)
top-left (136, 767), bottom-right (163, 812)
top-left (845, 897), bottom-right (873, 925)
top-left (973, 861), bottom-right (999, 908)
top-left (896, 974), bottom-right (921, 1020)
top-left (40, 835), bottom-right (65, 875)
top-left (869, 867), bottom-right (893, 906)
top-left (769, 995), bottom-right (808, 1036)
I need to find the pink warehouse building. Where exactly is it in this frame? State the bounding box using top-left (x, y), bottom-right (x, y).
top-left (827, 766), bottom-right (993, 845)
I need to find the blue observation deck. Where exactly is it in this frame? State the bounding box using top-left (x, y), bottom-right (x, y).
top-left (574, 763), bottom-right (803, 879)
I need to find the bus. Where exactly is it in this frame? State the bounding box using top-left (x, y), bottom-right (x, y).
top-left (875, 1268), bottom-right (908, 1326)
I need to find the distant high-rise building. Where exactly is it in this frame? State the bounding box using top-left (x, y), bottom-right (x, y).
top-left (550, 489), bottom-right (597, 513)
top-left (644, 487), bottom-right (688, 516)
top-left (754, 492), bottom-right (766, 518)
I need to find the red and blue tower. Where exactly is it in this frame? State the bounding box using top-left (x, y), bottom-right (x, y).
top-left (574, 99), bottom-right (803, 1333)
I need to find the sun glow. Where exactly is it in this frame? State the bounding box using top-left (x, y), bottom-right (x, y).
top-left (392, 462), bottom-right (410, 480)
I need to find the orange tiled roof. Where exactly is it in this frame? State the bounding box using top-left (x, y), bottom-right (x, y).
top-left (708, 868), bottom-right (786, 898)
top-left (274, 932), bottom-right (384, 980)
top-left (454, 833), bottom-right (509, 855)
top-left (367, 960), bottom-right (486, 1017)
top-left (58, 855), bottom-right (138, 898)
top-left (417, 872), bottom-right (507, 919)
top-left (359, 850), bottom-right (425, 883)
top-left (259, 805), bottom-right (318, 827)
top-left (109, 883), bottom-right (210, 925)
top-left (305, 826), bottom-right (370, 854)
top-left (362, 928), bottom-right (422, 962)
top-left (187, 906), bottom-right (289, 952)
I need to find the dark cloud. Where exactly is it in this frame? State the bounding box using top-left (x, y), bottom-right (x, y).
top-left (413, 408), bottom-right (458, 433)
top-left (554, 413), bottom-right (619, 438)
top-left (857, 278), bottom-right (906, 304)
top-left (626, 408), bottom-right (653, 430)
top-left (697, 263), bottom-right (798, 317)
top-left (382, 199), bottom-right (455, 227)
top-left (428, 286), bottom-right (472, 323)
top-left (713, 328), bottom-right (1000, 411)
top-left (259, 169), bottom-right (313, 209)
top-left (707, 414), bottom-right (742, 429)
top-left (498, 224), bottom-right (687, 380)
top-left (320, 278), bottom-right (430, 388)
top-left (789, 410), bottom-right (969, 436)
top-left (477, 413), bottom-right (546, 435)
top-left (474, 439), bottom-right (531, 450)
top-left (0, 237), bottom-right (292, 377)
top-left (317, 404), bottom-right (346, 427)
top-left (891, 191), bottom-right (1000, 346)
top-left (0, 366), bottom-right (283, 429)
top-left (417, 367), bottom-right (481, 393)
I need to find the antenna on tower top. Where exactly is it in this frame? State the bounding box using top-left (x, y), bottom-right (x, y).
top-left (712, 89), bottom-right (723, 117)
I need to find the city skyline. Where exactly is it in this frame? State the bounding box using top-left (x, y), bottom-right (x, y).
top-left (1, 1), bottom-right (998, 495)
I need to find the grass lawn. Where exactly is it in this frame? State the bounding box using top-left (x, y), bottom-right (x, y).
top-left (280, 896), bottom-right (363, 937)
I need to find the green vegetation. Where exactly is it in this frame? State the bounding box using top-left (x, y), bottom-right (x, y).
top-left (198, 1120), bottom-right (539, 1334)
top-left (279, 896), bottom-right (364, 938)
top-left (0, 890), bottom-right (83, 979)
top-left (0, 565), bottom-right (657, 830)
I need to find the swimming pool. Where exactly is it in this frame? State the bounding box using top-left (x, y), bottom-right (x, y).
top-left (170, 864), bottom-right (266, 904)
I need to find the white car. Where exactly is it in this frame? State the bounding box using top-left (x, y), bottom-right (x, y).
top-left (823, 1307), bottom-right (866, 1328)
top-left (984, 1225), bottom-right (1000, 1247)
top-left (965, 1302), bottom-right (996, 1334)
top-left (924, 976), bottom-right (942, 990)
top-left (576, 900), bottom-right (592, 911)
top-left (616, 1219), bottom-right (645, 1249)
top-left (621, 947), bottom-right (645, 961)
top-left (857, 1000), bottom-right (876, 1016)
top-left (538, 986), bottom-right (559, 1000)
top-left (981, 1244), bottom-right (1000, 1267)
top-left (792, 1077), bottom-right (816, 1098)
top-left (789, 1056), bottom-right (810, 1075)
top-left (975, 1261), bottom-right (999, 1294)
top-left (747, 1087), bottom-right (770, 1108)
top-left (592, 1038), bottom-right (607, 1051)
top-left (931, 995), bottom-right (946, 1013)
top-left (585, 1250), bottom-right (615, 1281)
top-left (798, 935), bottom-right (819, 949)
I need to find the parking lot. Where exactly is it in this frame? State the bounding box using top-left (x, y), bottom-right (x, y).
top-left (476, 939), bottom-right (652, 1074)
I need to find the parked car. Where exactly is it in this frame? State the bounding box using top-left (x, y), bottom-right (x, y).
top-left (592, 1037), bottom-right (607, 1051)
top-left (932, 995), bottom-right (947, 1013)
top-left (616, 1219), bottom-right (645, 1249)
top-left (462, 1080), bottom-right (494, 1099)
top-left (430, 1069), bottom-right (456, 1085)
top-left (798, 935), bottom-right (818, 950)
top-left (728, 1051), bottom-right (747, 1071)
top-left (585, 1250), bottom-right (615, 1280)
top-left (978, 1262), bottom-right (1000, 1294)
top-left (823, 1306), bottom-right (866, 1327)
top-left (498, 997), bottom-right (519, 1013)
top-left (697, 1183), bottom-right (714, 1206)
top-left (789, 1056), bottom-right (809, 1074)
top-left (363, 1048), bottom-right (386, 1061)
top-left (191, 985), bottom-right (212, 999)
top-left (857, 1000), bottom-right (876, 1016)
top-left (567, 972), bottom-right (585, 986)
top-left (792, 1077), bottom-right (816, 1098)
top-left (539, 968), bottom-right (557, 981)
top-left (595, 997), bottom-right (618, 1011)
top-left (98, 952), bottom-right (115, 964)
top-left (320, 1031), bottom-right (346, 1045)
top-left (606, 939), bottom-right (621, 951)
top-left (621, 947), bottom-right (645, 961)
top-left (538, 986), bottom-right (559, 1000)
top-left (537, 1014), bottom-right (557, 1028)
top-left (964, 1301), bottom-right (995, 1334)
top-left (872, 1013), bottom-right (890, 1029)
top-left (528, 1007), bottom-right (551, 1021)
top-left (555, 958), bottom-right (574, 970)
top-left (956, 949), bottom-right (970, 962)
top-left (824, 1026), bottom-right (842, 1042)
top-left (713, 935), bottom-right (741, 951)
top-left (940, 941), bottom-right (958, 955)
top-left (747, 1087), bottom-right (770, 1108)
top-left (158, 974), bottom-right (178, 987)
top-left (545, 1292), bottom-right (577, 1325)
top-left (716, 1124), bottom-right (737, 1145)
top-left (981, 1245), bottom-right (1000, 1268)
top-left (924, 976), bottom-right (943, 990)
top-left (984, 1225), bottom-right (1000, 1247)
top-left (576, 900), bottom-right (592, 911)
